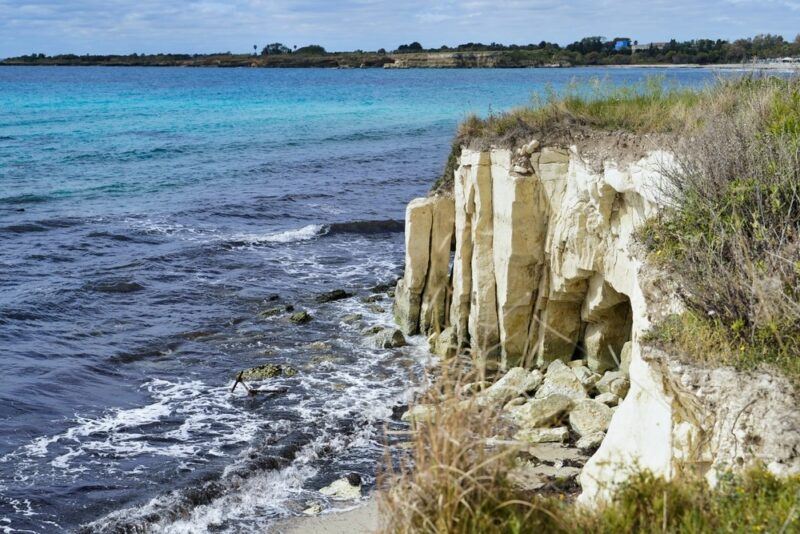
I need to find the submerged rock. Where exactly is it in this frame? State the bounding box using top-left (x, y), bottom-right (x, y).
top-left (289, 311), bottom-right (312, 324)
top-left (258, 306), bottom-right (284, 319)
top-left (342, 313), bottom-right (363, 324)
top-left (316, 289), bottom-right (353, 303)
top-left (361, 325), bottom-right (384, 336)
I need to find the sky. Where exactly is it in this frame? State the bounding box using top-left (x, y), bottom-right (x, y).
top-left (1, 0), bottom-right (799, 57)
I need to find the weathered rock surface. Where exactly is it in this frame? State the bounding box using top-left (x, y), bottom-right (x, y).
top-left (515, 426), bottom-right (569, 444)
top-left (319, 477), bottom-right (361, 501)
top-left (316, 289), bottom-right (353, 303)
top-left (482, 367), bottom-right (543, 404)
top-left (509, 394), bottom-right (572, 428)
top-left (289, 311), bottom-right (312, 324)
top-left (534, 360), bottom-right (588, 401)
top-left (569, 399), bottom-right (613, 436)
top-left (596, 371), bottom-right (630, 398)
top-left (576, 431), bottom-right (606, 450)
top-left (370, 328), bottom-right (407, 349)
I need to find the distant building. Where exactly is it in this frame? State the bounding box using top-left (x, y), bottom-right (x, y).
top-left (614, 38), bottom-right (632, 51)
top-left (632, 42), bottom-right (669, 53)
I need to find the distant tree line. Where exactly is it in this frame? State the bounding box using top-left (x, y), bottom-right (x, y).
top-left (6, 34), bottom-right (800, 67)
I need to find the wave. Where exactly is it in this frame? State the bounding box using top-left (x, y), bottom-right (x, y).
top-left (227, 224), bottom-right (325, 246)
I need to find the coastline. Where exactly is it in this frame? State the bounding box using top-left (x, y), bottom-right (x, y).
top-left (270, 498), bottom-right (379, 533)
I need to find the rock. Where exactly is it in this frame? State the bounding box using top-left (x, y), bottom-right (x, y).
top-left (370, 328), bottom-right (406, 349)
top-left (302, 502), bottom-right (323, 516)
top-left (284, 304), bottom-right (295, 312)
top-left (576, 431), bottom-right (605, 451)
top-left (569, 399), bottom-right (613, 436)
top-left (523, 139), bottom-right (540, 154)
top-left (367, 304), bottom-right (385, 314)
top-left (240, 363), bottom-right (297, 380)
top-left (509, 394), bottom-right (573, 428)
top-left (319, 477), bottom-right (361, 501)
top-left (361, 294), bottom-right (383, 303)
top-left (289, 311), bottom-right (312, 324)
top-left (572, 366), bottom-right (601, 391)
top-left (515, 426), bottom-right (569, 444)
top-left (258, 306), bottom-right (284, 319)
top-left (503, 397), bottom-right (527, 411)
top-left (419, 196), bottom-right (456, 336)
top-left (432, 326), bottom-right (457, 358)
top-left (512, 164), bottom-right (531, 174)
top-left (595, 392), bottom-right (620, 406)
top-left (619, 341), bottom-right (633, 376)
top-left (361, 325), bottom-right (384, 336)
top-left (316, 289), bottom-right (352, 303)
top-left (401, 404), bottom-right (434, 423)
top-left (534, 360), bottom-right (588, 401)
top-left (568, 360), bottom-right (588, 368)
top-left (266, 294), bottom-right (280, 302)
top-left (482, 367), bottom-right (543, 404)
top-left (342, 313), bottom-right (362, 324)
top-left (596, 371), bottom-right (630, 398)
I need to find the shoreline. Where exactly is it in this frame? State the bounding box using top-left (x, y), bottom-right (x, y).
top-left (270, 498), bottom-right (379, 533)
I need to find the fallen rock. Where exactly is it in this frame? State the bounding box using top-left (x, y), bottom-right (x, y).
top-left (483, 367), bottom-right (543, 404)
top-left (596, 371), bottom-right (630, 398)
top-left (370, 328), bottom-right (407, 349)
top-left (595, 392), bottom-right (620, 406)
top-left (534, 360), bottom-right (588, 401)
top-left (302, 502), bottom-right (323, 516)
top-left (509, 394), bottom-right (573, 428)
top-left (515, 426), bottom-right (569, 444)
top-left (503, 397), bottom-right (527, 411)
top-left (289, 311), bottom-right (312, 324)
top-left (576, 431), bottom-right (605, 451)
top-left (319, 477), bottom-right (361, 501)
top-left (569, 399), bottom-right (613, 436)
top-left (572, 366), bottom-right (601, 391)
top-left (316, 289), bottom-right (352, 303)
top-left (619, 341), bottom-right (633, 376)
top-left (401, 404), bottom-right (434, 423)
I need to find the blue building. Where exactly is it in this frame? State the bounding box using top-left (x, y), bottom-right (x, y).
top-left (614, 38), bottom-right (632, 51)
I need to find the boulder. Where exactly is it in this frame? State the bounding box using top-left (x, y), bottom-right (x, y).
top-left (319, 477), bottom-right (361, 501)
top-left (515, 426), bottom-right (569, 444)
top-left (509, 394), bottom-right (573, 428)
top-left (595, 392), bottom-right (620, 406)
top-left (241, 364), bottom-right (298, 380)
top-left (572, 366), bottom-right (601, 391)
top-left (361, 325), bottom-right (384, 336)
top-left (619, 341), bottom-right (633, 376)
top-left (401, 404), bottom-right (434, 423)
top-left (361, 294), bottom-right (384, 303)
top-left (534, 360), bottom-right (588, 401)
top-left (342, 313), bottom-right (362, 324)
top-left (482, 367), bottom-right (543, 404)
top-left (596, 371), bottom-right (630, 398)
top-left (289, 311), bottom-right (312, 324)
top-left (316, 289), bottom-right (352, 303)
top-left (569, 399), bottom-right (613, 436)
top-left (576, 431), bottom-right (605, 451)
top-left (370, 328), bottom-right (407, 349)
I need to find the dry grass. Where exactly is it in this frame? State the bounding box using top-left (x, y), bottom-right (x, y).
top-left (640, 76), bottom-right (800, 381)
top-left (378, 364), bottom-right (800, 533)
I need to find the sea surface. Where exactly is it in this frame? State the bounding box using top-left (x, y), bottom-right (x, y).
top-left (0, 66), bottom-right (724, 532)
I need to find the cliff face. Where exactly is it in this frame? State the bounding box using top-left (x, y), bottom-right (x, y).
top-left (394, 142), bottom-right (800, 502)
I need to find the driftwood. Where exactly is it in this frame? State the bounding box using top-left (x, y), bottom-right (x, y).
top-left (231, 371), bottom-right (289, 397)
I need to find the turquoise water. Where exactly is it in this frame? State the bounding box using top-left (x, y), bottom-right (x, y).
top-left (0, 66), bottom-right (721, 532)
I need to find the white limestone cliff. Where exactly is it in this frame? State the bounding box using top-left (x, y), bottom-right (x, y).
top-left (394, 141), bottom-right (800, 503)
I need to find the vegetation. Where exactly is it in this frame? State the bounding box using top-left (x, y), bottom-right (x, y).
top-left (4, 34), bottom-right (800, 67)
top-left (640, 77), bottom-right (800, 382)
top-left (379, 364), bottom-right (800, 533)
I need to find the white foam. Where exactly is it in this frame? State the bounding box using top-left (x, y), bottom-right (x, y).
top-left (231, 224), bottom-right (325, 245)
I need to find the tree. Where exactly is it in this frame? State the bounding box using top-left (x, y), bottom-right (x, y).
top-left (396, 41), bottom-right (423, 53)
top-left (294, 45), bottom-right (326, 55)
top-left (261, 43), bottom-right (290, 55)
top-left (253, 44), bottom-right (257, 56)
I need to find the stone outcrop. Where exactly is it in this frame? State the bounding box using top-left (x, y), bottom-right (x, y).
top-left (395, 139), bottom-right (800, 504)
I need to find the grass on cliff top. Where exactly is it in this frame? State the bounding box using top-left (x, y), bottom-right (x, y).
top-left (638, 76), bottom-right (800, 383)
top-left (378, 364), bottom-right (800, 533)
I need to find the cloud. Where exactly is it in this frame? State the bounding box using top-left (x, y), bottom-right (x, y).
top-left (0, 0), bottom-right (797, 57)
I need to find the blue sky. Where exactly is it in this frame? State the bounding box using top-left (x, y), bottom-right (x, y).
top-left (1, 0), bottom-right (799, 57)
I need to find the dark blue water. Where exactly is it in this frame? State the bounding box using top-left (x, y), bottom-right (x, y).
top-left (0, 66), bottom-right (722, 532)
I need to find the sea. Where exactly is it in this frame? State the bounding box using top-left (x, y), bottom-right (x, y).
top-left (0, 65), bottom-right (728, 532)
